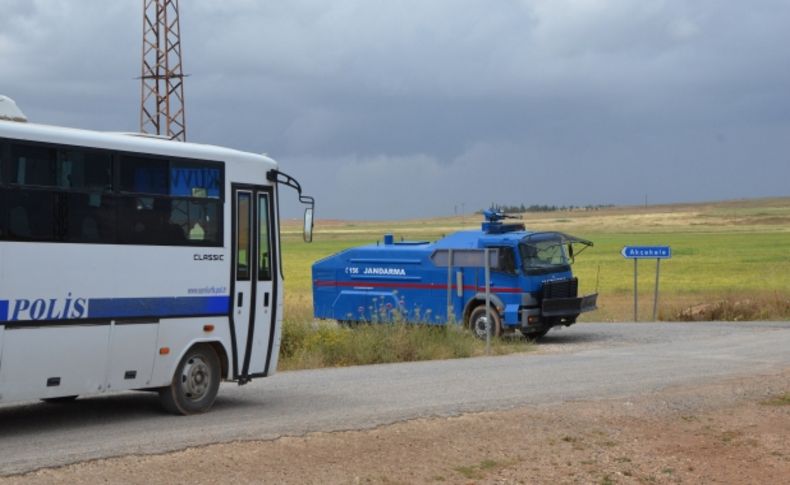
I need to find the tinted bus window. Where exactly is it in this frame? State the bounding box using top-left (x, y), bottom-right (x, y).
top-left (236, 193), bottom-right (251, 280)
top-left (119, 156), bottom-right (169, 195)
top-left (171, 162), bottom-right (222, 198)
top-left (4, 189), bottom-right (58, 241)
top-left (10, 144), bottom-right (57, 187)
top-left (118, 196), bottom-right (188, 245)
top-left (172, 198), bottom-right (222, 245)
top-left (57, 149), bottom-right (112, 191)
top-left (258, 195), bottom-right (271, 281)
top-left (1, 141), bottom-right (224, 247)
top-left (63, 192), bottom-right (116, 243)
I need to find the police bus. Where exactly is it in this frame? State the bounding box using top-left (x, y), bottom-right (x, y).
top-left (0, 96), bottom-right (314, 414)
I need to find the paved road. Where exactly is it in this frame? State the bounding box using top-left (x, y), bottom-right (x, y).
top-left (1, 321), bottom-right (789, 475)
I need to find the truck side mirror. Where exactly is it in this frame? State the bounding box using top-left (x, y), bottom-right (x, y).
top-left (304, 208), bottom-right (314, 243)
top-left (568, 243), bottom-right (574, 263)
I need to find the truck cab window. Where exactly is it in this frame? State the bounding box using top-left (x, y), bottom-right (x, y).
top-left (493, 246), bottom-right (517, 274)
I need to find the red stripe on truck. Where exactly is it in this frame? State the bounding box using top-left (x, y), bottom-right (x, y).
top-left (313, 280), bottom-right (522, 293)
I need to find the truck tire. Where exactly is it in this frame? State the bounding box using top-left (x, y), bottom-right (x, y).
top-left (468, 305), bottom-right (502, 340)
top-left (159, 344), bottom-right (221, 415)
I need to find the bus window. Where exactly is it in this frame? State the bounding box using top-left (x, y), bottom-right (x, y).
top-left (57, 149), bottom-right (112, 191)
top-left (63, 192), bottom-right (116, 243)
top-left (171, 162), bottom-right (222, 198)
top-left (237, 192), bottom-right (251, 280)
top-left (118, 197), bottom-right (187, 245)
top-left (258, 194), bottom-right (271, 281)
top-left (4, 189), bottom-right (57, 240)
top-left (11, 144), bottom-right (57, 187)
top-left (173, 198), bottom-right (221, 245)
top-left (119, 156), bottom-right (169, 195)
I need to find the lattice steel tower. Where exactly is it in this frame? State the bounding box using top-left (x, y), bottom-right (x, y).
top-left (140, 0), bottom-right (187, 141)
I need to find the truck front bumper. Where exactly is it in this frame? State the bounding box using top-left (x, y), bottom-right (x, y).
top-left (542, 293), bottom-right (598, 318)
top-left (519, 293), bottom-right (598, 330)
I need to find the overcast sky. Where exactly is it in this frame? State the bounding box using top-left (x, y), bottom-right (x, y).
top-left (2, 0), bottom-right (789, 219)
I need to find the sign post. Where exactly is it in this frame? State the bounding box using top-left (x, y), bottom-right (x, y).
top-left (653, 258), bottom-right (661, 321)
top-left (484, 248), bottom-right (491, 354)
top-left (633, 259), bottom-right (638, 321)
top-left (446, 249), bottom-right (454, 321)
top-left (621, 246), bottom-right (671, 322)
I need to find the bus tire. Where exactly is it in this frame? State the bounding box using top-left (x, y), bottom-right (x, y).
top-left (159, 343), bottom-right (221, 415)
top-left (469, 305), bottom-right (501, 340)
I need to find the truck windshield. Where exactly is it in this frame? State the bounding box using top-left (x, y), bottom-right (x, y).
top-left (519, 236), bottom-right (570, 274)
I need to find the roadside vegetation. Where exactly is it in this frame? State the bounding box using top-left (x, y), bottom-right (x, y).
top-left (278, 304), bottom-right (532, 370)
top-left (278, 197), bottom-right (790, 369)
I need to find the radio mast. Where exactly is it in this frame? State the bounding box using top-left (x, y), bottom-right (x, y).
top-left (140, 0), bottom-right (187, 141)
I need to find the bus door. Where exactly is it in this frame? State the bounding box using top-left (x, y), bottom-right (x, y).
top-left (232, 185), bottom-right (277, 380)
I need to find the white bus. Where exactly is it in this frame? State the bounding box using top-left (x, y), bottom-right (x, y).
top-left (0, 97), bottom-right (314, 414)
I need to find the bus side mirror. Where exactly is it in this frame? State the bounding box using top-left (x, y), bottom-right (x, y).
top-left (303, 207), bottom-right (314, 243)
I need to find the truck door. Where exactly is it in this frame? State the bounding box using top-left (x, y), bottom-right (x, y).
top-left (231, 185), bottom-right (277, 380)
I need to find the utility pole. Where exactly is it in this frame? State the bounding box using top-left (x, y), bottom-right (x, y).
top-left (140, 0), bottom-right (187, 141)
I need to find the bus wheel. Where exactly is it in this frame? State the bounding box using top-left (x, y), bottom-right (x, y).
top-left (469, 305), bottom-right (501, 340)
top-left (160, 344), bottom-right (221, 415)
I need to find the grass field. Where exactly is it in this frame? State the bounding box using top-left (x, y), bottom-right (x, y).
top-left (277, 197), bottom-right (790, 368)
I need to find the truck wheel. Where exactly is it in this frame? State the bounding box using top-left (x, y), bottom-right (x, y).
top-left (469, 305), bottom-right (502, 340)
top-left (159, 344), bottom-right (221, 415)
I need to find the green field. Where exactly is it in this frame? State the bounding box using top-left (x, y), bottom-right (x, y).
top-left (281, 197), bottom-right (790, 322)
top-left (276, 198), bottom-right (790, 368)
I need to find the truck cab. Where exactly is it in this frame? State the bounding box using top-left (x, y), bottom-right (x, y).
top-left (312, 211), bottom-right (597, 339)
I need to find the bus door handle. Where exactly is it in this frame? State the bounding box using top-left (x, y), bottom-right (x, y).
top-left (237, 292), bottom-right (243, 307)
top-left (263, 292), bottom-right (270, 308)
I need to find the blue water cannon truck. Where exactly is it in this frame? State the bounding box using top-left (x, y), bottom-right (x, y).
top-left (312, 211), bottom-right (598, 339)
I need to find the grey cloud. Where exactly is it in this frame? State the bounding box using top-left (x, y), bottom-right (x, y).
top-left (3, 0), bottom-right (789, 219)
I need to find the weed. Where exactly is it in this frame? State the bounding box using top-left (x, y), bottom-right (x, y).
top-left (760, 393), bottom-right (790, 406)
top-left (279, 317), bottom-right (533, 370)
top-left (671, 294), bottom-right (790, 322)
top-left (721, 430), bottom-right (741, 443)
top-left (453, 459), bottom-right (501, 480)
top-left (453, 465), bottom-right (481, 480)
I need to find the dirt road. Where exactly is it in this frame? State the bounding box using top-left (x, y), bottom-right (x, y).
top-left (4, 370), bottom-right (789, 484)
top-left (1, 322), bottom-right (789, 483)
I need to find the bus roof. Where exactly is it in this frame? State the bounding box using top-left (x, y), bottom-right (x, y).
top-left (0, 118), bottom-right (277, 169)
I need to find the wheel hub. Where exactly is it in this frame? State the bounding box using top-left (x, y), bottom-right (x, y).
top-left (180, 356), bottom-right (211, 401)
top-left (474, 314), bottom-right (491, 338)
